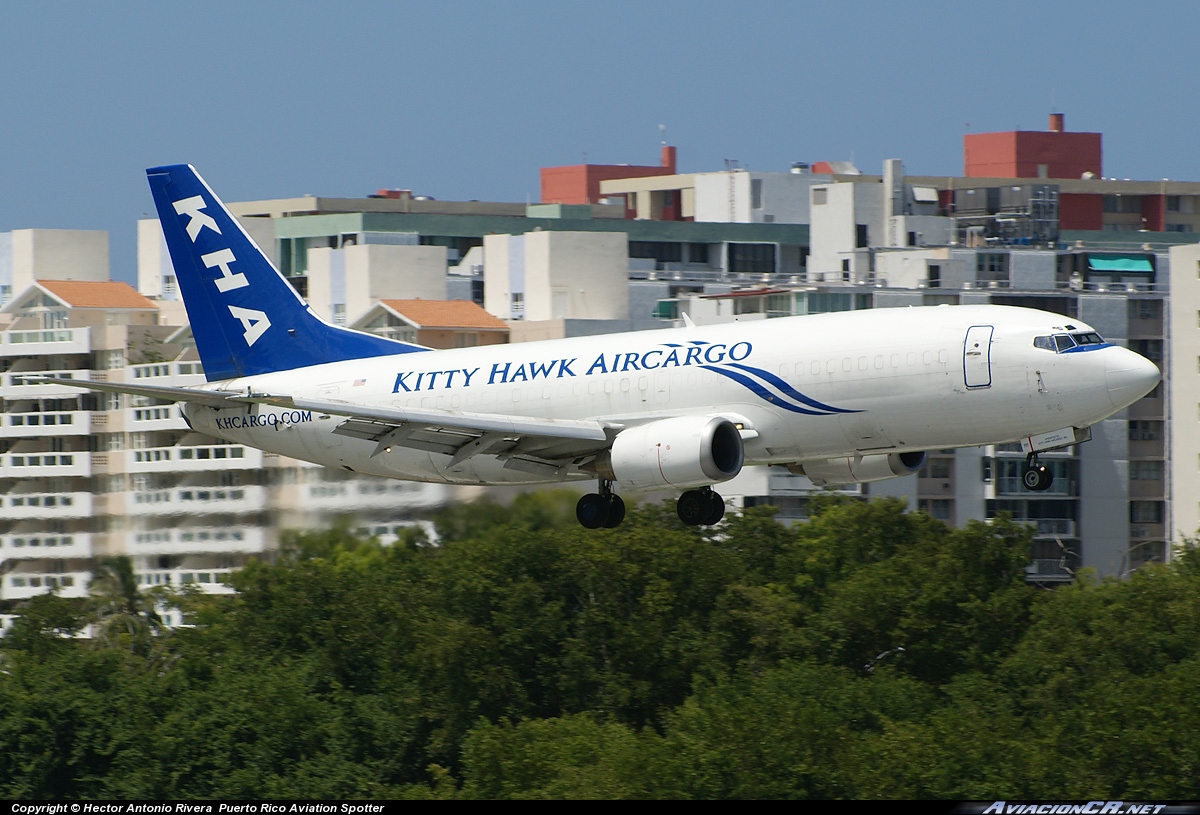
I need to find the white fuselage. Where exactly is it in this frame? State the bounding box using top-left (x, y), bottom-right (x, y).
top-left (182, 304), bottom-right (1156, 490)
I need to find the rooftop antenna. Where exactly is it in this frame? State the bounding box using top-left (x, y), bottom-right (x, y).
top-left (658, 124), bottom-right (666, 145)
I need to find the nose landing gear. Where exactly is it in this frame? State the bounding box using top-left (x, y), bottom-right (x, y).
top-left (1022, 452), bottom-right (1054, 491)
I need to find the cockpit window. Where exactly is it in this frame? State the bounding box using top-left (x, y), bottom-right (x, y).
top-left (1053, 334), bottom-right (1077, 352)
top-left (1033, 331), bottom-right (1107, 353)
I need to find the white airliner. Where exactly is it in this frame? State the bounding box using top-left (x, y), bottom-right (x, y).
top-left (51, 165), bottom-right (1161, 529)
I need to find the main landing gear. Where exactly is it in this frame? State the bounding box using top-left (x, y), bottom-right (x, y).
top-left (1022, 452), bottom-right (1054, 492)
top-left (576, 480), bottom-right (626, 529)
top-left (574, 483), bottom-right (728, 529)
top-left (676, 487), bottom-right (726, 527)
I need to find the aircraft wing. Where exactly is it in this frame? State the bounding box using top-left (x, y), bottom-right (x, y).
top-left (38, 377), bottom-right (618, 469)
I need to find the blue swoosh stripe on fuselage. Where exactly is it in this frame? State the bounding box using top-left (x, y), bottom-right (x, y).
top-left (701, 365), bottom-right (859, 416)
top-left (1060, 343), bottom-right (1115, 353)
top-left (726, 362), bottom-right (861, 414)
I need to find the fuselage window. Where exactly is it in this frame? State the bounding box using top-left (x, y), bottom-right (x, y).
top-left (1033, 336), bottom-right (1055, 352)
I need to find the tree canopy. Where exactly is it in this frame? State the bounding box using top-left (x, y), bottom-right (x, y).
top-left (2, 492), bottom-right (1198, 799)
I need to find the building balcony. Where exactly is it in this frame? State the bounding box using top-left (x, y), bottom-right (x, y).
top-left (282, 478), bottom-right (441, 511)
top-left (1, 491), bottom-right (93, 519)
top-left (126, 485), bottom-right (268, 515)
top-left (123, 445), bottom-right (261, 474)
top-left (1025, 518), bottom-right (1077, 538)
top-left (136, 567), bottom-right (237, 595)
top-left (1024, 558), bottom-right (1075, 583)
top-left (1128, 479), bottom-right (1165, 500)
top-left (995, 476), bottom-right (1075, 496)
top-left (0, 369), bottom-right (91, 399)
top-left (1, 410), bottom-right (92, 437)
top-left (1128, 398), bottom-right (1164, 420)
top-left (127, 361), bottom-right (206, 387)
top-left (1, 452), bottom-right (91, 478)
top-left (2, 569), bottom-right (90, 600)
top-left (0, 532), bottom-right (93, 561)
top-left (127, 404), bottom-right (189, 432)
top-left (1130, 522), bottom-right (1166, 540)
top-left (1128, 437), bottom-right (1165, 459)
top-left (0, 327), bottom-right (91, 358)
top-left (129, 525), bottom-right (268, 556)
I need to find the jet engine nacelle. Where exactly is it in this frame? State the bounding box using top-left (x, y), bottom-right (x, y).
top-left (597, 415), bottom-right (744, 491)
top-left (789, 451), bottom-right (927, 487)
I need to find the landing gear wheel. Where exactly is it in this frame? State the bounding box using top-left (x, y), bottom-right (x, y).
top-left (677, 490), bottom-right (710, 526)
top-left (576, 493), bottom-right (611, 529)
top-left (704, 491), bottom-right (726, 526)
top-left (1022, 454), bottom-right (1054, 491)
top-left (1022, 465), bottom-right (1053, 491)
top-left (604, 494), bottom-right (626, 528)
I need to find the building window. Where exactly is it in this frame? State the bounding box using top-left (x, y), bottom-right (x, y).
top-left (1130, 501), bottom-right (1164, 523)
top-left (1128, 299), bottom-right (1160, 321)
top-left (629, 241), bottom-right (682, 264)
top-left (1130, 339), bottom-right (1163, 363)
top-left (1128, 420), bottom-right (1161, 441)
top-left (1130, 461), bottom-right (1163, 481)
top-left (1102, 195), bottom-right (1142, 214)
top-left (727, 243), bottom-right (776, 274)
top-left (976, 253), bottom-right (1009, 277)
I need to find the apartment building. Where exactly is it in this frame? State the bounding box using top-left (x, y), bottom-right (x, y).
top-left (0, 241), bottom-right (450, 608)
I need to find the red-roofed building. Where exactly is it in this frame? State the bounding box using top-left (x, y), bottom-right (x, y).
top-left (37, 280), bottom-right (158, 311)
top-left (3, 280), bottom-right (159, 331)
top-left (352, 299), bottom-right (509, 349)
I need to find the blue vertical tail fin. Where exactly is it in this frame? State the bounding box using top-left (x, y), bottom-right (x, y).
top-left (146, 164), bottom-right (427, 382)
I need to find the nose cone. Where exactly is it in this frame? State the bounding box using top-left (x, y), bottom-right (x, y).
top-left (1106, 347), bottom-right (1161, 410)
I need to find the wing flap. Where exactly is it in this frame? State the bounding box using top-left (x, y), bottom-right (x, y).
top-left (40, 376), bottom-right (618, 468)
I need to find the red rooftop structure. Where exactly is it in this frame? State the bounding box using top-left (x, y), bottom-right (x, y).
top-left (964, 113), bottom-right (1102, 180)
top-left (540, 145), bottom-right (678, 209)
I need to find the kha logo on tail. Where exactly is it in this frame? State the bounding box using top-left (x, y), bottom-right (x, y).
top-left (173, 194), bottom-right (272, 347)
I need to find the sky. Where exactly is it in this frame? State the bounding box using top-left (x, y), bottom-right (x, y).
top-left (2, 0), bottom-right (1199, 284)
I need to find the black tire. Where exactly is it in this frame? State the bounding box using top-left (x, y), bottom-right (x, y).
top-left (576, 493), bottom-right (610, 529)
top-left (676, 490), bottom-right (709, 526)
top-left (704, 491), bottom-right (726, 525)
top-left (604, 495), bottom-right (626, 528)
top-left (1023, 465), bottom-right (1053, 492)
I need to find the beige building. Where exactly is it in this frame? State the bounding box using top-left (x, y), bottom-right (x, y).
top-left (483, 230), bottom-right (629, 330)
top-left (1169, 244), bottom-right (1200, 544)
top-left (0, 277), bottom-right (449, 611)
top-left (1, 229), bottom-right (109, 307)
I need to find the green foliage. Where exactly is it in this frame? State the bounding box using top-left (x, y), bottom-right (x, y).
top-left (2, 497), bottom-right (1199, 798)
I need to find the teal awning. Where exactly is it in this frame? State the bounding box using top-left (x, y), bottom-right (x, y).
top-left (1087, 253), bottom-right (1154, 273)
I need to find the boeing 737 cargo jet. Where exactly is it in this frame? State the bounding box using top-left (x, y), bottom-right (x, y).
top-left (49, 165), bottom-right (1161, 529)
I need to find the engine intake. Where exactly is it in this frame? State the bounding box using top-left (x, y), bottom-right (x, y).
top-left (788, 451), bottom-right (927, 487)
top-left (597, 415), bottom-right (744, 491)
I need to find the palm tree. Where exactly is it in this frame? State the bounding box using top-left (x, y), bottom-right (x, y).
top-left (87, 556), bottom-right (166, 655)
